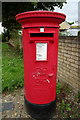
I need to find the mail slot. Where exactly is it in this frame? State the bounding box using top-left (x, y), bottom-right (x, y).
top-left (30, 33), bottom-right (53, 37)
top-left (16, 11), bottom-right (66, 119)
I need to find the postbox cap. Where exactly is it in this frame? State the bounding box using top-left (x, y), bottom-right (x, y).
top-left (16, 11), bottom-right (66, 28)
top-left (16, 10), bottom-right (66, 21)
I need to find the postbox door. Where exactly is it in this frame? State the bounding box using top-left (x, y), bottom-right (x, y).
top-left (23, 29), bottom-right (58, 104)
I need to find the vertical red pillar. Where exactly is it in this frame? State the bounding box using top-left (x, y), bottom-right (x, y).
top-left (16, 11), bottom-right (66, 119)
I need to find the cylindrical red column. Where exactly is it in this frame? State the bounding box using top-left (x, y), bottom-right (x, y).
top-left (16, 11), bottom-right (66, 119)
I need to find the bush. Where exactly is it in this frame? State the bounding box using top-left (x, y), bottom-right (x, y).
top-left (78, 31), bottom-right (80, 36)
top-left (0, 34), bottom-right (2, 42)
top-left (2, 31), bottom-right (11, 42)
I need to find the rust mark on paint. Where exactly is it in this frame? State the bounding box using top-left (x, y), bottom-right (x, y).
top-left (46, 79), bottom-right (50, 83)
top-left (32, 67), bottom-right (53, 85)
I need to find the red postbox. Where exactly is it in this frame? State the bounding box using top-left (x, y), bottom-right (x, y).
top-left (16, 11), bottom-right (66, 119)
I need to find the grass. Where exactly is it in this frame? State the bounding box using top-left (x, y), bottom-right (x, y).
top-left (2, 43), bottom-right (24, 92)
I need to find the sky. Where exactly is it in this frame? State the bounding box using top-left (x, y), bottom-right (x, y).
top-left (54, 0), bottom-right (79, 24)
top-left (0, 0), bottom-right (80, 34)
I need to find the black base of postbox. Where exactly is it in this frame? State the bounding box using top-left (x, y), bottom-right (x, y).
top-left (24, 96), bottom-right (56, 120)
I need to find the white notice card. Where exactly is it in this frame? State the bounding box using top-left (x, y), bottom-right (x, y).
top-left (36, 43), bottom-right (47, 61)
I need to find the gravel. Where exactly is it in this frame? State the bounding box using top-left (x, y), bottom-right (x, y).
top-left (2, 86), bottom-right (79, 119)
top-left (2, 88), bottom-right (31, 119)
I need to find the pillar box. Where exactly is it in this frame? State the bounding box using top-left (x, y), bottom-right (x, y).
top-left (16, 11), bottom-right (66, 119)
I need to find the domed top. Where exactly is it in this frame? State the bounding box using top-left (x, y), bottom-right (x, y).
top-left (16, 11), bottom-right (66, 28)
top-left (16, 10), bottom-right (66, 21)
